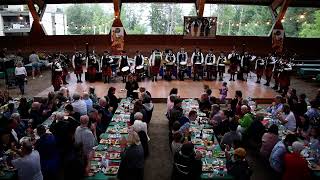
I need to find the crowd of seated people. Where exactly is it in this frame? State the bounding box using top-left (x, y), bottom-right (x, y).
top-left (0, 85), bottom-right (154, 180)
top-left (166, 86), bottom-right (320, 180)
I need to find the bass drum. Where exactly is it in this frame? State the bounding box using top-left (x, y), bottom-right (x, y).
top-left (136, 65), bottom-right (144, 74)
top-left (121, 66), bottom-right (130, 76)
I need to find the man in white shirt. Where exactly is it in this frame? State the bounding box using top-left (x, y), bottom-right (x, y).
top-left (12, 141), bottom-right (43, 180)
top-left (82, 92), bottom-right (93, 112)
top-left (71, 93), bottom-right (87, 115)
top-left (277, 104), bottom-right (296, 132)
top-left (74, 115), bottom-right (96, 157)
top-left (15, 61), bottom-right (27, 95)
top-left (132, 112), bottom-right (150, 141)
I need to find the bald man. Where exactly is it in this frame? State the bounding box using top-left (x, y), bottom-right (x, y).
top-left (74, 115), bottom-right (96, 157)
top-left (237, 105), bottom-right (253, 133)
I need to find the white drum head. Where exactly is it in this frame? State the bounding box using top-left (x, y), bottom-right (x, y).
top-left (136, 65), bottom-right (143, 69)
top-left (207, 63), bottom-right (213, 65)
top-left (108, 60), bottom-right (114, 63)
top-left (195, 62), bottom-right (202, 65)
top-left (121, 66), bottom-right (129, 72)
top-left (218, 64), bottom-right (225, 66)
top-left (180, 62), bottom-right (187, 65)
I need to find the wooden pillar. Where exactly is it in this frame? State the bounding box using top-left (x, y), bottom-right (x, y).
top-left (196, 0), bottom-right (206, 17)
top-left (27, 0), bottom-right (46, 36)
top-left (111, 0), bottom-right (125, 54)
top-left (269, 0), bottom-right (291, 53)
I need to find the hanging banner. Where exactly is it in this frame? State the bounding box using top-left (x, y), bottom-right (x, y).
top-left (111, 27), bottom-right (124, 51)
top-left (272, 29), bottom-right (284, 53)
top-left (184, 16), bottom-right (217, 39)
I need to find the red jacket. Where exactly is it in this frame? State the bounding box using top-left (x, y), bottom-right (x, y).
top-left (282, 152), bottom-right (311, 180)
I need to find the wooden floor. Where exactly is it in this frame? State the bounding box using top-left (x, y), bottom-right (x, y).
top-left (36, 72), bottom-right (277, 100)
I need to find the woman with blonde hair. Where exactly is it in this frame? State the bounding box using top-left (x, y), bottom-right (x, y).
top-left (15, 61), bottom-right (27, 95)
top-left (118, 131), bottom-right (144, 180)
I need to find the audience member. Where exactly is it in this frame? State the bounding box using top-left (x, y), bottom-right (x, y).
top-left (220, 121), bottom-right (242, 150)
top-left (267, 95), bottom-right (283, 117)
top-left (260, 124), bottom-right (279, 159)
top-left (83, 92), bottom-right (93, 112)
top-left (71, 93), bottom-right (87, 116)
top-left (237, 105), bottom-right (253, 134)
top-left (107, 87), bottom-right (119, 114)
top-left (225, 147), bottom-right (251, 180)
top-left (277, 104), bottom-right (296, 132)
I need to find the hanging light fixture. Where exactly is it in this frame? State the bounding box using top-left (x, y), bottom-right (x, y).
top-left (18, 14), bottom-right (23, 20)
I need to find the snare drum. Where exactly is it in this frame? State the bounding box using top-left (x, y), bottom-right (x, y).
top-left (179, 62), bottom-right (187, 70)
top-left (218, 64), bottom-right (225, 72)
top-left (135, 65), bottom-right (144, 74)
top-left (206, 63), bottom-right (215, 72)
top-left (121, 66), bottom-right (130, 76)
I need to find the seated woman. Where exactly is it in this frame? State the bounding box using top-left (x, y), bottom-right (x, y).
top-left (276, 104), bottom-right (296, 132)
top-left (260, 124), bottom-right (279, 159)
top-left (118, 131), bottom-right (144, 180)
top-left (225, 148), bottom-right (252, 180)
top-left (141, 93), bottom-right (154, 124)
top-left (107, 87), bottom-right (119, 114)
top-left (199, 93), bottom-right (211, 115)
top-left (282, 141), bottom-right (311, 180)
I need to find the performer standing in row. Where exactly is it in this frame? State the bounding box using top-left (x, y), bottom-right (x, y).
top-left (205, 49), bottom-right (216, 81)
top-left (177, 48), bottom-right (188, 81)
top-left (264, 53), bottom-right (276, 86)
top-left (278, 58), bottom-right (292, 94)
top-left (134, 50), bottom-right (144, 69)
top-left (100, 51), bottom-right (113, 83)
top-left (191, 47), bottom-right (204, 81)
top-left (272, 57), bottom-right (282, 90)
top-left (119, 51), bottom-right (129, 83)
top-left (51, 55), bottom-right (63, 91)
top-left (255, 57), bottom-right (265, 84)
top-left (59, 54), bottom-right (69, 85)
top-left (72, 51), bottom-right (83, 83)
top-left (240, 51), bottom-right (252, 81)
top-left (165, 49), bottom-right (176, 81)
top-left (228, 50), bottom-right (239, 81)
top-left (86, 53), bottom-right (99, 82)
top-left (149, 49), bottom-right (162, 82)
top-left (217, 52), bottom-right (227, 81)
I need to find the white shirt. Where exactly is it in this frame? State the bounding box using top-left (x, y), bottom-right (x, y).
top-left (72, 100), bottom-right (87, 115)
top-left (205, 53), bottom-right (216, 65)
top-left (12, 150), bottom-right (43, 180)
top-left (132, 120), bottom-right (150, 141)
top-left (283, 111), bottom-right (296, 132)
top-left (191, 52), bottom-right (204, 64)
top-left (15, 67), bottom-right (27, 76)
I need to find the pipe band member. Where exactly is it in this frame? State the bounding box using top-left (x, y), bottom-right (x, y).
top-left (101, 51), bottom-right (113, 83)
top-left (134, 50), bottom-right (144, 81)
top-left (264, 53), bottom-right (276, 86)
top-left (177, 48), bottom-right (188, 81)
top-left (119, 50), bottom-right (129, 83)
top-left (205, 49), bottom-right (217, 81)
top-left (86, 53), bottom-right (99, 82)
top-left (60, 54), bottom-right (69, 85)
top-left (272, 57), bottom-right (282, 91)
top-left (165, 49), bottom-right (176, 81)
top-left (191, 47), bottom-right (204, 81)
top-left (240, 52), bottom-right (252, 81)
top-left (72, 51), bottom-right (83, 83)
top-left (217, 52), bottom-right (227, 81)
top-left (52, 55), bottom-right (63, 91)
top-left (278, 58), bottom-right (292, 94)
top-left (255, 57), bottom-right (265, 84)
top-left (228, 50), bottom-right (239, 81)
top-left (149, 49), bottom-right (162, 82)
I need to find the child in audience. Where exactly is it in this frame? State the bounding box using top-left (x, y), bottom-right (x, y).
top-left (219, 82), bottom-right (228, 104)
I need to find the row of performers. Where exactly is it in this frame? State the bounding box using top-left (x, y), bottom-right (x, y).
top-left (51, 48), bottom-right (292, 93)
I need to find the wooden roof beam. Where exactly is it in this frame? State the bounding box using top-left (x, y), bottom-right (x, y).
top-left (197, 0), bottom-right (206, 17)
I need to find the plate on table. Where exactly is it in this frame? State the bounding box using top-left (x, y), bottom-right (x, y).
top-left (202, 164), bottom-right (214, 172)
top-left (100, 139), bottom-right (120, 145)
top-left (107, 128), bottom-right (117, 134)
top-left (108, 152), bottom-right (121, 160)
top-left (192, 139), bottom-right (203, 145)
top-left (94, 151), bottom-right (106, 158)
top-left (120, 128), bottom-right (128, 134)
top-left (104, 166), bottom-right (119, 175)
top-left (213, 152), bottom-right (226, 158)
top-left (203, 129), bottom-right (213, 134)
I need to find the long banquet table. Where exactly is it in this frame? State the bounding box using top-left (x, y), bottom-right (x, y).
top-left (181, 99), bottom-right (233, 180)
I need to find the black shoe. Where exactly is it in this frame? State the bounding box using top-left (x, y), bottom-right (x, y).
top-left (219, 78), bottom-right (223, 81)
top-left (256, 81), bottom-right (260, 84)
top-left (276, 90), bottom-right (282, 93)
top-left (233, 78), bottom-right (235, 81)
top-left (80, 80), bottom-right (83, 83)
top-left (272, 86), bottom-right (278, 90)
top-left (229, 78), bottom-right (232, 81)
top-left (77, 80), bottom-right (80, 83)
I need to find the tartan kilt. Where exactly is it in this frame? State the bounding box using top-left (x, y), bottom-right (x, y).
top-left (102, 67), bottom-right (112, 76)
top-left (150, 66), bottom-right (160, 75)
top-left (87, 67), bottom-right (97, 77)
top-left (74, 65), bottom-right (83, 74)
top-left (52, 73), bottom-right (62, 89)
top-left (193, 65), bottom-right (203, 74)
top-left (256, 68), bottom-right (264, 76)
top-left (279, 72), bottom-right (290, 87)
top-left (242, 66), bottom-right (250, 73)
top-left (218, 65), bottom-right (225, 73)
top-left (229, 63), bottom-right (237, 74)
top-left (273, 71), bottom-right (280, 81)
top-left (62, 68), bottom-right (68, 76)
top-left (265, 66), bottom-right (273, 77)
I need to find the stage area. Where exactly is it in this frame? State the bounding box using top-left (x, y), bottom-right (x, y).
top-left (36, 72), bottom-right (277, 101)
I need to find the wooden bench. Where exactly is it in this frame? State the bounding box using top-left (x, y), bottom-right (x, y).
top-left (297, 68), bottom-right (320, 78)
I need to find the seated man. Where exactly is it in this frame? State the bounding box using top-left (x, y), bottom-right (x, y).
top-left (179, 110), bottom-right (197, 133)
top-left (267, 95), bottom-right (283, 117)
top-left (237, 105), bottom-right (253, 134)
top-left (169, 98), bottom-right (183, 131)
